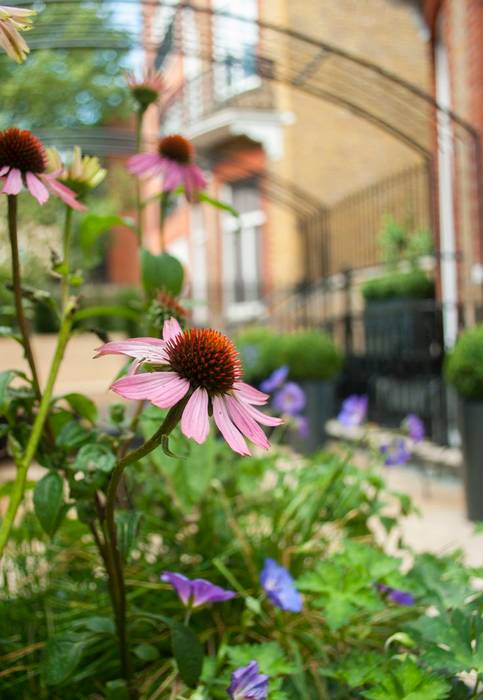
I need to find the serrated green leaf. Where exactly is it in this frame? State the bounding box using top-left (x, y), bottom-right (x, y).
top-left (62, 393), bottom-right (98, 424)
top-left (410, 609), bottom-right (483, 674)
top-left (33, 471), bottom-right (66, 537)
top-left (226, 642), bottom-right (295, 676)
top-left (362, 659), bottom-right (450, 700)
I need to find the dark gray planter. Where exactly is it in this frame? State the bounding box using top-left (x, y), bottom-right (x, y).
top-left (363, 299), bottom-right (439, 357)
top-left (288, 379), bottom-right (335, 454)
top-left (459, 398), bottom-right (483, 521)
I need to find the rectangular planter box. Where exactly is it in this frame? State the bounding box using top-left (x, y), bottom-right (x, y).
top-left (288, 379), bottom-right (335, 454)
top-left (459, 398), bottom-right (483, 521)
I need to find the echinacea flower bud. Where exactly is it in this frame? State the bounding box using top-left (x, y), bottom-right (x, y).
top-left (0, 5), bottom-right (35, 63)
top-left (146, 290), bottom-right (188, 334)
top-left (46, 146), bottom-right (106, 198)
top-left (126, 67), bottom-right (164, 110)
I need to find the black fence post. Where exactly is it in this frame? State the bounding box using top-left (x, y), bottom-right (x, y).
top-left (342, 268), bottom-right (353, 355)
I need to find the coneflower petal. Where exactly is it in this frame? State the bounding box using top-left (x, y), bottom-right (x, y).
top-left (240, 400), bottom-right (284, 427)
top-left (233, 381), bottom-right (269, 406)
top-left (2, 167), bottom-right (22, 194)
top-left (181, 387), bottom-right (209, 444)
top-left (95, 337), bottom-right (168, 363)
top-left (225, 395), bottom-right (270, 450)
top-left (162, 317), bottom-right (183, 342)
top-left (26, 172), bottom-right (49, 204)
top-left (212, 395), bottom-right (250, 456)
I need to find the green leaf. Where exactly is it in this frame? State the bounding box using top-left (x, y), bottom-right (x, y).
top-left (197, 191), bottom-right (240, 218)
top-left (170, 621), bottom-right (203, 688)
top-left (79, 214), bottom-right (134, 262)
top-left (105, 680), bottom-right (130, 700)
top-left (33, 471), bottom-right (66, 537)
top-left (116, 510), bottom-right (141, 561)
top-left (141, 249), bottom-right (184, 297)
top-left (226, 642), bottom-right (295, 676)
top-left (72, 443), bottom-right (116, 474)
top-left (410, 608), bottom-right (483, 674)
top-left (0, 370), bottom-right (14, 413)
top-left (43, 634), bottom-right (85, 686)
top-left (0, 326), bottom-right (22, 343)
top-left (74, 304), bottom-right (141, 324)
top-left (362, 659), bottom-right (450, 700)
top-left (79, 616), bottom-right (115, 635)
top-left (56, 420), bottom-right (91, 450)
top-left (62, 393), bottom-right (98, 424)
top-left (134, 643), bottom-right (159, 661)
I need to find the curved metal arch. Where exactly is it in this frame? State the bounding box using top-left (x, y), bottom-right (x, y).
top-left (11, 0), bottom-right (480, 155)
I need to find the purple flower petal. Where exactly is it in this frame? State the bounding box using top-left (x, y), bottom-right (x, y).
top-left (375, 582), bottom-right (414, 606)
top-left (337, 394), bottom-right (368, 427)
top-left (228, 660), bottom-right (269, 699)
top-left (272, 382), bottom-right (306, 416)
top-left (260, 558), bottom-right (302, 612)
top-left (380, 438), bottom-right (411, 466)
top-left (404, 414), bottom-right (425, 442)
top-left (260, 365), bottom-right (289, 393)
top-left (161, 571), bottom-right (235, 608)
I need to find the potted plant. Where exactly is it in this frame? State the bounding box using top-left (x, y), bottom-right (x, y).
top-left (235, 326), bottom-right (284, 384)
top-left (279, 329), bottom-right (343, 453)
top-left (445, 324), bottom-right (483, 520)
top-left (362, 216), bottom-right (437, 357)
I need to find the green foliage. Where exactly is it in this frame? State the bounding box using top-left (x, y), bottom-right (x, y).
top-left (0, 4), bottom-right (129, 129)
top-left (279, 329), bottom-right (343, 381)
top-left (169, 621), bottom-right (204, 688)
top-left (378, 214), bottom-right (433, 267)
top-left (362, 269), bottom-right (435, 302)
top-left (362, 659), bottom-right (450, 700)
top-left (141, 249), bottom-right (185, 298)
top-left (444, 324), bottom-right (483, 399)
top-left (236, 326), bottom-right (343, 382)
top-left (33, 471), bottom-right (67, 537)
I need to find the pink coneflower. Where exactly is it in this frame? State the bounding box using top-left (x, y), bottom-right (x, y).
top-left (96, 318), bottom-right (282, 456)
top-left (127, 134), bottom-right (207, 201)
top-left (0, 5), bottom-right (35, 63)
top-left (0, 128), bottom-right (85, 210)
top-left (126, 67), bottom-right (164, 109)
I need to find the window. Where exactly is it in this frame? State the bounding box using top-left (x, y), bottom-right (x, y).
top-left (212, 0), bottom-right (260, 100)
top-left (223, 179), bottom-right (265, 321)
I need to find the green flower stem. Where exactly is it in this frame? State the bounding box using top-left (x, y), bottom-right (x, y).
top-left (135, 105), bottom-right (145, 247)
top-left (159, 190), bottom-right (169, 253)
top-left (7, 194), bottom-right (41, 401)
top-left (102, 400), bottom-right (186, 689)
top-left (0, 307), bottom-right (74, 557)
top-left (61, 205), bottom-right (73, 310)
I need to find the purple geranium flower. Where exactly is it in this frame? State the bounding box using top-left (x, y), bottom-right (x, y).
top-left (376, 583), bottom-right (414, 606)
top-left (228, 660), bottom-right (269, 699)
top-left (260, 558), bottom-right (303, 612)
top-left (161, 572), bottom-right (235, 608)
top-left (380, 439), bottom-right (411, 466)
top-left (260, 365), bottom-right (289, 393)
top-left (337, 394), bottom-right (368, 427)
top-left (404, 414), bottom-right (425, 442)
top-left (272, 382), bottom-right (306, 416)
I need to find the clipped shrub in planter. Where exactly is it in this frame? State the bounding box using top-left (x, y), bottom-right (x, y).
top-left (235, 326), bottom-right (283, 383)
top-left (362, 270), bottom-right (437, 357)
top-left (445, 324), bottom-right (483, 520)
top-left (279, 329), bottom-right (343, 453)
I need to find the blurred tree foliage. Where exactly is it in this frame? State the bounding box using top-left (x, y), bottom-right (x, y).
top-left (0, 1), bottom-right (131, 129)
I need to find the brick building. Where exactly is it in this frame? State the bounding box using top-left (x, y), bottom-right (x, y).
top-left (111, 0), bottom-right (445, 327)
